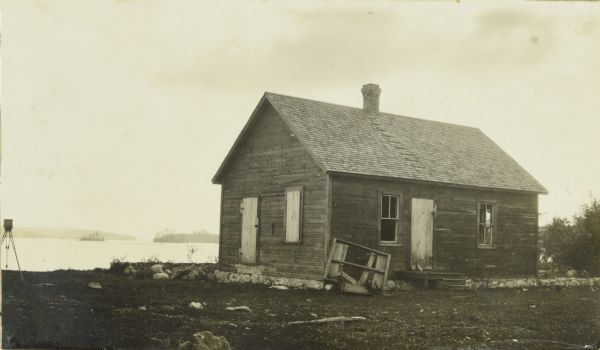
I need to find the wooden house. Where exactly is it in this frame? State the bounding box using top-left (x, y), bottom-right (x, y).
top-left (212, 84), bottom-right (547, 281)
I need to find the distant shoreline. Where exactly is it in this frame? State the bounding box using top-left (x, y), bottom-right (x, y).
top-left (153, 233), bottom-right (219, 244)
top-left (13, 227), bottom-right (137, 241)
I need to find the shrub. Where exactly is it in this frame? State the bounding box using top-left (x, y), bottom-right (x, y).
top-left (540, 198), bottom-right (600, 275)
top-left (109, 258), bottom-right (129, 274)
top-left (142, 255), bottom-right (162, 265)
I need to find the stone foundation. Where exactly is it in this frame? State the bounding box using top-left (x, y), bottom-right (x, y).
top-left (214, 270), bottom-right (600, 291)
top-left (214, 270), bottom-right (324, 290)
top-left (465, 277), bottom-right (600, 289)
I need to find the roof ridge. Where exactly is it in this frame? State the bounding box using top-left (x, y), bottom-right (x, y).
top-left (264, 91), bottom-right (481, 131)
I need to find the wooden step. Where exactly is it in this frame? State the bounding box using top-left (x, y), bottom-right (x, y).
top-left (395, 270), bottom-right (468, 290)
top-left (396, 270), bottom-right (466, 280)
top-left (442, 278), bottom-right (466, 286)
top-left (445, 284), bottom-right (467, 290)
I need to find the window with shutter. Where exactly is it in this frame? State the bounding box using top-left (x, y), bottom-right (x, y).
top-left (285, 187), bottom-right (303, 243)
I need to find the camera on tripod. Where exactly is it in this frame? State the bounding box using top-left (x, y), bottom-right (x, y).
top-left (4, 219), bottom-right (13, 232)
top-left (1, 218), bottom-right (24, 281)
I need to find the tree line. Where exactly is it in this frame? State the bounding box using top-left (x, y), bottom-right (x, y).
top-left (539, 197), bottom-right (600, 275)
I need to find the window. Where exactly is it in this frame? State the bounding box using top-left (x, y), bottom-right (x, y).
top-left (478, 202), bottom-right (495, 247)
top-left (380, 194), bottom-right (399, 243)
top-left (284, 187), bottom-right (303, 243)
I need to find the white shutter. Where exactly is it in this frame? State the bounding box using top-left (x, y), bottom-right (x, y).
top-left (285, 188), bottom-right (302, 242)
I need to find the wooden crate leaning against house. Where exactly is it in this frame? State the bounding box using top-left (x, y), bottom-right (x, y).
top-left (324, 238), bottom-right (391, 294)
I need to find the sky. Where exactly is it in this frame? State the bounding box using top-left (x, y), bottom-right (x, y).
top-left (1, 1), bottom-right (599, 240)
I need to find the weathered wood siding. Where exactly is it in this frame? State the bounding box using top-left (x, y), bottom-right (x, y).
top-left (330, 175), bottom-right (538, 278)
top-left (218, 102), bottom-right (328, 280)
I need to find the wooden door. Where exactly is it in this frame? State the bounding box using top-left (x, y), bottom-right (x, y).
top-left (240, 197), bottom-right (258, 264)
top-left (410, 198), bottom-right (434, 270)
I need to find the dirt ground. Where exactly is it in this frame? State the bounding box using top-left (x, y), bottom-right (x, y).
top-left (3, 270), bottom-right (600, 349)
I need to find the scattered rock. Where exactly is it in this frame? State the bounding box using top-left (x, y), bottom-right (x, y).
top-left (566, 269), bottom-right (577, 278)
top-left (310, 313), bottom-right (318, 318)
top-left (183, 269), bottom-right (199, 280)
top-left (171, 266), bottom-right (193, 279)
top-left (214, 270), bottom-right (228, 281)
top-left (139, 306), bottom-right (147, 311)
top-left (153, 272), bottom-right (169, 280)
top-left (269, 285), bottom-right (289, 290)
top-left (189, 302), bottom-right (204, 310)
top-left (151, 264), bottom-right (164, 274)
top-left (87, 282), bottom-right (102, 289)
top-left (324, 283), bottom-right (335, 291)
top-left (123, 265), bottom-right (136, 275)
top-left (395, 280), bottom-right (412, 291)
top-left (183, 269), bottom-right (207, 281)
top-left (225, 306), bottom-right (251, 312)
top-left (386, 280), bottom-right (396, 290)
top-left (165, 269), bottom-right (172, 275)
top-left (178, 331), bottom-right (231, 350)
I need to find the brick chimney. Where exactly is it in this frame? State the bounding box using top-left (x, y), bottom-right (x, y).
top-left (361, 83), bottom-right (381, 113)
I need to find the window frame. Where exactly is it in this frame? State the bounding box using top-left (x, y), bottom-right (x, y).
top-left (378, 192), bottom-right (401, 245)
top-left (283, 186), bottom-right (303, 244)
top-left (477, 201), bottom-right (496, 249)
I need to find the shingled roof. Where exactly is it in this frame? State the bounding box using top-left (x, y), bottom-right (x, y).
top-left (213, 91), bottom-right (547, 194)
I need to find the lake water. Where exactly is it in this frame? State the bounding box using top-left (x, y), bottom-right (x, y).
top-left (0, 238), bottom-right (219, 271)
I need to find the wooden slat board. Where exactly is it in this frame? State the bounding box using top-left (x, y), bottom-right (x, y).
top-left (371, 255), bottom-right (388, 290)
top-left (241, 197), bottom-right (258, 264)
top-left (324, 238), bottom-right (391, 294)
top-left (358, 253), bottom-right (376, 286)
top-left (411, 198), bottom-right (434, 270)
top-left (328, 242), bottom-right (348, 277)
top-left (285, 189), bottom-right (301, 242)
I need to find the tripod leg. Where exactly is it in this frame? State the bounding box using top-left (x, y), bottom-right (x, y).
top-left (0, 232), bottom-right (6, 269)
top-left (8, 233), bottom-right (24, 282)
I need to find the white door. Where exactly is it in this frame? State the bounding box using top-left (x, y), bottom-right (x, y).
top-left (411, 198), bottom-right (434, 270)
top-left (240, 197), bottom-right (259, 264)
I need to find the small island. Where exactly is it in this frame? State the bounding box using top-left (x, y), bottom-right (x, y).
top-left (13, 227), bottom-right (136, 241)
top-left (80, 232), bottom-right (105, 241)
top-left (153, 230), bottom-right (218, 243)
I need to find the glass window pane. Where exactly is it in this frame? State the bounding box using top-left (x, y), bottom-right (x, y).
top-left (381, 195), bottom-right (389, 218)
top-left (478, 224), bottom-right (485, 244)
top-left (484, 226), bottom-right (492, 245)
top-left (380, 219), bottom-right (396, 241)
top-left (485, 205), bottom-right (492, 226)
top-left (479, 204), bottom-right (486, 223)
top-left (390, 196), bottom-right (397, 219)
